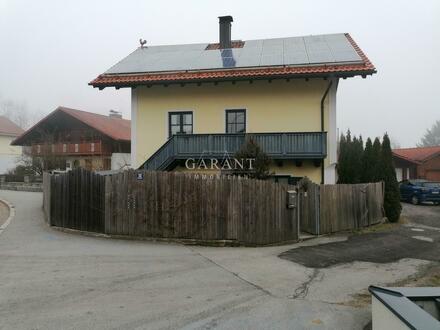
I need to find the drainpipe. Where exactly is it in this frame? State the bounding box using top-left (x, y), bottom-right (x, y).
top-left (320, 80), bottom-right (333, 184)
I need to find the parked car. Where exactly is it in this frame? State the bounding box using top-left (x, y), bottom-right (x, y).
top-left (399, 179), bottom-right (440, 205)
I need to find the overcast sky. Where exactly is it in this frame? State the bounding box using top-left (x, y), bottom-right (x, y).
top-left (0, 0), bottom-right (439, 147)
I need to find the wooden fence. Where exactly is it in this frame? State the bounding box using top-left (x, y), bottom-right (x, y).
top-left (44, 169), bottom-right (297, 245)
top-left (298, 181), bottom-right (384, 235)
top-left (48, 169), bottom-right (105, 233)
top-left (42, 169), bottom-right (384, 244)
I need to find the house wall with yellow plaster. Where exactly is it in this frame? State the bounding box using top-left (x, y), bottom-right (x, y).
top-left (132, 78), bottom-right (338, 183)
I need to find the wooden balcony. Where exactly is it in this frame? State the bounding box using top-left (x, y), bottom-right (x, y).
top-left (141, 132), bottom-right (327, 170)
top-left (31, 141), bottom-right (111, 156)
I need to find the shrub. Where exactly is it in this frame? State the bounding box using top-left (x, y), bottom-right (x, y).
top-left (234, 136), bottom-right (271, 179)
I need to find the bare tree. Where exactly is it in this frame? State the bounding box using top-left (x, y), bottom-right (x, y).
top-left (0, 98), bottom-right (45, 129)
top-left (418, 120), bottom-right (440, 147)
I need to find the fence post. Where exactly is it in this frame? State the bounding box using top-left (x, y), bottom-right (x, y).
top-left (104, 175), bottom-right (111, 234)
top-left (316, 185), bottom-right (320, 235)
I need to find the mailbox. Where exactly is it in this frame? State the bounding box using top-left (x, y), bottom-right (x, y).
top-left (287, 190), bottom-right (297, 209)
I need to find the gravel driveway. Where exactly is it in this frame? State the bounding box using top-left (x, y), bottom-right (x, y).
top-left (401, 202), bottom-right (440, 228)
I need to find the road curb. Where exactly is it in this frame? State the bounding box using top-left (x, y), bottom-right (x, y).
top-left (50, 225), bottom-right (301, 247)
top-left (0, 198), bottom-right (15, 235)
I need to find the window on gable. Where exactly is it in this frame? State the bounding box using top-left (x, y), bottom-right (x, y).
top-left (226, 109), bottom-right (246, 134)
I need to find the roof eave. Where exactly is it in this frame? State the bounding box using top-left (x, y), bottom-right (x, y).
top-left (392, 153), bottom-right (422, 165)
top-left (90, 69), bottom-right (376, 89)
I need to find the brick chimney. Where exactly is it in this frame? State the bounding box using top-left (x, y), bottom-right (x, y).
top-left (109, 110), bottom-right (122, 119)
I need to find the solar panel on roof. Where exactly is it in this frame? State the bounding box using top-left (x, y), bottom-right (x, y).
top-left (104, 33), bottom-right (363, 74)
top-left (283, 52), bottom-right (309, 65)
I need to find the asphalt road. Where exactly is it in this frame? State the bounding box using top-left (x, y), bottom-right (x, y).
top-left (0, 191), bottom-right (435, 330)
top-left (280, 225), bottom-right (440, 268)
top-left (280, 202), bottom-right (440, 268)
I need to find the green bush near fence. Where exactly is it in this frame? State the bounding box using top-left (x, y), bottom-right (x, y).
top-left (338, 131), bottom-right (401, 223)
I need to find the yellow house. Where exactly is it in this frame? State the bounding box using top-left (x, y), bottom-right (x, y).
top-left (90, 16), bottom-right (375, 184)
top-left (0, 116), bottom-right (24, 174)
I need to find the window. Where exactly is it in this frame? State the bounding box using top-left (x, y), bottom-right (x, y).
top-left (90, 143), bottom-right (95, 152)
top-left (226, 109), bottom-right (246, 133)
top-left (169, 112), bottom-right (193, 137)
top-left (74, 144), bottom-right (79, 152)
top-left (63, 144), bottom-right (67, 153)
top-left (37, 145), bottom-right (41, 154)
top-left (51, 144), bottom-right (55, 153)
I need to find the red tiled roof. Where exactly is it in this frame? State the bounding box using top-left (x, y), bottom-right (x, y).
top-left (205, 40), bottom-right (245, 50)
top-left (393, 146), bottom-right (440, 163)
top-left (11, 106), bottom-right (130, 145)
top-left (89, 33), bottom-right (376, 88)
top-left (0, 116), bottom-right (24, 136)
top-left (61, 107), bottom-right (131, 141)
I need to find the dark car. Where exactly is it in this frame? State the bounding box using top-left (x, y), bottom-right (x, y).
top-left (399, 179), bottom-right (440, 205)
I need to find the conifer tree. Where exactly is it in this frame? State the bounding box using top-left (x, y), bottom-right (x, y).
top-left (338, 130), bottom-right (364, 183)
top-left (380, 134), bottom-right (402, 222)
top-left (337, 133), bottom-right (348, 183)
top-left (371, 137), bottom-right (382, 182)
top-left (351, 136), bottom-right (364, 183)
top-left (234, 136), bottom-right (271, 179)
top-left (361, 138), bottom-right (374, 182)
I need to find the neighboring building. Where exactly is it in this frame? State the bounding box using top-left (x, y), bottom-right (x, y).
top-left (369, 286), bottom-right (440, 330)
top-left (393, 146), bottom-right (440, 181)
top-left (90, 16), bottom-right (375, 184)
top-left (11, 107), bottom-right (131, 171)
top-left (0, 116), bottom-right (24, 174)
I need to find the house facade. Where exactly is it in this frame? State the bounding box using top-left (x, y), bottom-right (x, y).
top-left (393, 146), bottom-right (440, 181)
top-left (0, 116), bottom-right (24, 173)
top-left (90, 16), bottom-right (375, 184)
top-left (11, 107), bottom-right (131, 171)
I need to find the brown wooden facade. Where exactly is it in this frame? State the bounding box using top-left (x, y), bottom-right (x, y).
top-left (12, 107), bottom-right (130, 171)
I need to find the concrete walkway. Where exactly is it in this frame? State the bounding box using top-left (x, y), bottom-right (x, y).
top-left (0, 191), bottom-right (432, 330)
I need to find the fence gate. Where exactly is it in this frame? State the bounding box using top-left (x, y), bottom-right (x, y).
top-left (296, 181), bottom-right (320, 235)
top-left (296, 180), bottom-right (384, 236)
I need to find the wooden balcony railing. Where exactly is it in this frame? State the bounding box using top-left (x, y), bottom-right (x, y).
top-left (141, 132), bottom-right (327, 170)
top-left (31, 141), bottom-right (111, 156)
